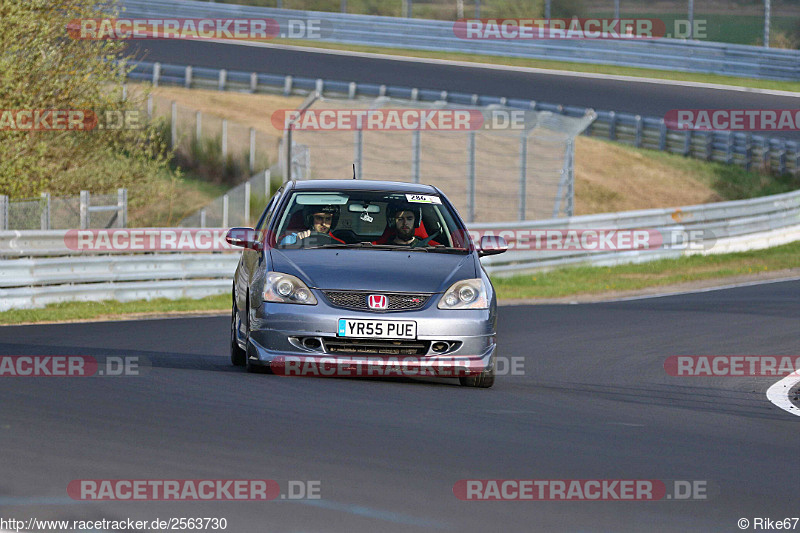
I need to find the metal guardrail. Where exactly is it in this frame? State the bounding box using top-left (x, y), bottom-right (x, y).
top-left (127, 60), bottom-right (800, 176)
top-left (2, 188), bottom-right (799, 309)
top-left (120, 0), bottom-right (800, 81)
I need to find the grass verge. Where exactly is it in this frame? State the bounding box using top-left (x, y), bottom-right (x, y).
top-left (492, 240), bottom-right (800, 300)
top-left (2, 241), bottom-right (799, 325)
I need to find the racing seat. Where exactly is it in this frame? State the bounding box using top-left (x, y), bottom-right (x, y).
top-left (372, 220), bottom-right (440, 246)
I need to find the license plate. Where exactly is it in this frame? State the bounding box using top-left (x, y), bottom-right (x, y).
top-left (337, 319), bottom-right (417, 339)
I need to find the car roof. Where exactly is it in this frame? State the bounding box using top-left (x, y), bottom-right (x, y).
top-left (289, 179), bottom-right (439, 194)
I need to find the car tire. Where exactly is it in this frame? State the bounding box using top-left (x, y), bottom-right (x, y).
top-left (459, 368), bottom-right (495, 388)
top-left (230, 295), bottom-right (246, 367)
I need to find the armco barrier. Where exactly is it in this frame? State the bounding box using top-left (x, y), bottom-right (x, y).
top-left (119, 0), bottom-right (800, 81)
top-left (1, 189), bottom-right (799, 309)
top-left (127, 60), bottom-right (800, 176)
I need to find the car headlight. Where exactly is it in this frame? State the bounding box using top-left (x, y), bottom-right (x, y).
top-left (438, 278), bottom-right (489, 309)
top-left (264, 272), bottom-right (317, 305)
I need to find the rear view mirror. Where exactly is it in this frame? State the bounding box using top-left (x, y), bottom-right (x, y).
top-left (225, 227), bottom-right (262, 251)
top-left (478, 235), bottom-right (508, 257)
top-left (348, 203), bottom-right (381, 213)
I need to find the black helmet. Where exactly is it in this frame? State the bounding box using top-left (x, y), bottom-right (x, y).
top-left (303, 204), bottom-right (339, 230)
top-left (386, 201), bottom-right (421, 229)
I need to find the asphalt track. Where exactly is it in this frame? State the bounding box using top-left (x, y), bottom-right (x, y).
top-left (1, 280), bottom-right (798, 532)
top-left (128, 40), bottom-right (800, 141)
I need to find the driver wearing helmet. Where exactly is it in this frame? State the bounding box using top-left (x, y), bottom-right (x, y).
top-left (280, 204), bottom-right (345, 246)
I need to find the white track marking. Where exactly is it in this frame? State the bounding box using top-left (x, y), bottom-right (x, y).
top-left (767, 371), bottom-right (800, 417)
top-left (191, 38), bottom-right (800, 97)
top-left (599, 276), bottom-right (800, 303)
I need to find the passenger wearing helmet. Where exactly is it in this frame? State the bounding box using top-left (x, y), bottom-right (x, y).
top-left (280, 204), bottom-right (345, 246)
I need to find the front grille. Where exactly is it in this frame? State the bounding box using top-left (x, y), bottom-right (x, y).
top-left (323, 338), bottom-right (430, 356)
top-left (323, 291), bottom-right (431, 312)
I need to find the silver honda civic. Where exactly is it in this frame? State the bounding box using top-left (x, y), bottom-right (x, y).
top-left (226, 179), bottom-right (507, 387)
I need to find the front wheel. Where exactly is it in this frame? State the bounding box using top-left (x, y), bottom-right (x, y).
top-left (230, 298), bottom-right (246, 367)
top-left (459, 368), bottom-right (495, 388)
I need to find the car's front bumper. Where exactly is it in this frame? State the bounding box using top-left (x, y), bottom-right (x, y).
top-left (245, 297), bottom-right (497, 376)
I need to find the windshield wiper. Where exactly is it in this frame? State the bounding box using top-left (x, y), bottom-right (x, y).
top-left (306, 242), bottom-right (429, 252)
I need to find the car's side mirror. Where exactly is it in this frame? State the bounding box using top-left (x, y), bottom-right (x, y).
top-left (478, 235), bottom-right (508, 257)
top-left (226, 227), bottom-right (262, 251)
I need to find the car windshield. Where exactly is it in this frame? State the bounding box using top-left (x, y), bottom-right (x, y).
top-left (273, 190), bottom-right (470, 252)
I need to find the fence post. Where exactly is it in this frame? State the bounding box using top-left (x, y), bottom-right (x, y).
top-left (218, 69), bottom-right (227, 91)
top-left (0, 195), bottom-right (7, 231)
top-left (284, 75), bottom-right (293, 96)
top-left (265, 169), bottom-right (271, 196)
top-left (411, 130), bottom-right (421, 183)
top-left (221, 119), bottom-right (228, 159)
top-left (518, 132), bottom-right (527, 221)
top-left (170, 101), bottom-right (177, 149)
top-left (80, 190), bottom-right (90, 229)
top-left (185, 65), bottom-right (192, 89)
top-left (147, 94), bottom-right (153, 119)
top-left (152, 62), bottom-right (161, 87)
top-left (467, 131), bottom-right (476, 223)
top-left (353, 128), bottom-right (363, 179)
top-left (567, 140), bottom-right (575, 217)
top-left (200, 209), bottom-right (207, 228)
top-left (40, 192), bottom-right (50, 230)
top-left (222, 194), bottom-right (229, 228)
top-left (249, 128), bottom-right (256, 173)
top-left (117, 188), bottom-right (127, 228)
top-left (244, 182), bottom-right (251, 225)
top-left (195, 111), bottom-right (202, 141)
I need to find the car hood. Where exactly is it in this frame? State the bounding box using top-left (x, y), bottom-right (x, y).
top-left (269, 248), bottom-right (477, 293)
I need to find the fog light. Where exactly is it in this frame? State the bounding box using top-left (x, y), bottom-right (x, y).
top-left (431, 342), bottom-right (449, 353)
top-left (303, 338), bottom-right (321, 349)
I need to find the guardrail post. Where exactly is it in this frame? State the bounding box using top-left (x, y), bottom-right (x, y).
top-left (745, 133), bottom-right (753, 171)
top-left (467, 131), bottom-right (476, 223)
top-left (117, 188), bottom-right (127, 228)
top-left (634, 115), bottom-right (642, 147)
top-left (0, 195), bottom-right (7, 231)
top-left (195, 111), bottom-right (202, 141)
top-left (659, 118), bottom-right (667, 151)
top-left (725, 131), bottom-right (734, 164)
top-left (315, 79), bottom-right (324, 95)
top-left (608, 111), bottom-right (617, 141)
top-left (80, 190), bottom-right (90, 229)
top-left (471, 94), bottom-right (479, 105)
top-left (683, 130), bottom-right (692, 156)
top-left (184, 65), bottom-right (192, 88)
top-left (284, 75), bottom-right (293, 96)
top-left (518, 131), bottom-right (527, 221)
top-left (440, 90), bottom-right (448, 102)
top-left (152, 62), bottom-right (160, 87)
top-left (40, 192), bottom-right (50, 230)
top-left (222, 194), bottom-right (229, 228)
top-left (170, 101), bottom-right (177, 149)
top-left (379, 85), bottom-right (387, 97)
top-left (793, 142), bottom-right (800, 176)
top-left (779, 140), bottom-right (787, 175)
top-left (200, 209), bottom-right (207, 228)
top-left (244, 182), bottom-right (251, 225)
top-left (221, 119), bottom-right (228, 159)
top-left (218, 69), bottom-right (227, 91)
top-left (763, 138), bottom-right (771, 170)
top-left (705, 132), bottom-right (713, 161)
top-left (353, 127), bottom-right (363, 179)
top-left (348, 82), bottom-right (356, 99)
top-left (412, 130), bottom-right (421, 183)
top-left (410, 88), bottom-right (418, 101)
top-left (249, 128), bottom-right (256, 173)
top-left (250, 72), bottom-right (258, 93)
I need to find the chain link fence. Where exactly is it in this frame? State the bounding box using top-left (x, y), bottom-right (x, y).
top-left (0, 190), bottom-right (127, 230)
